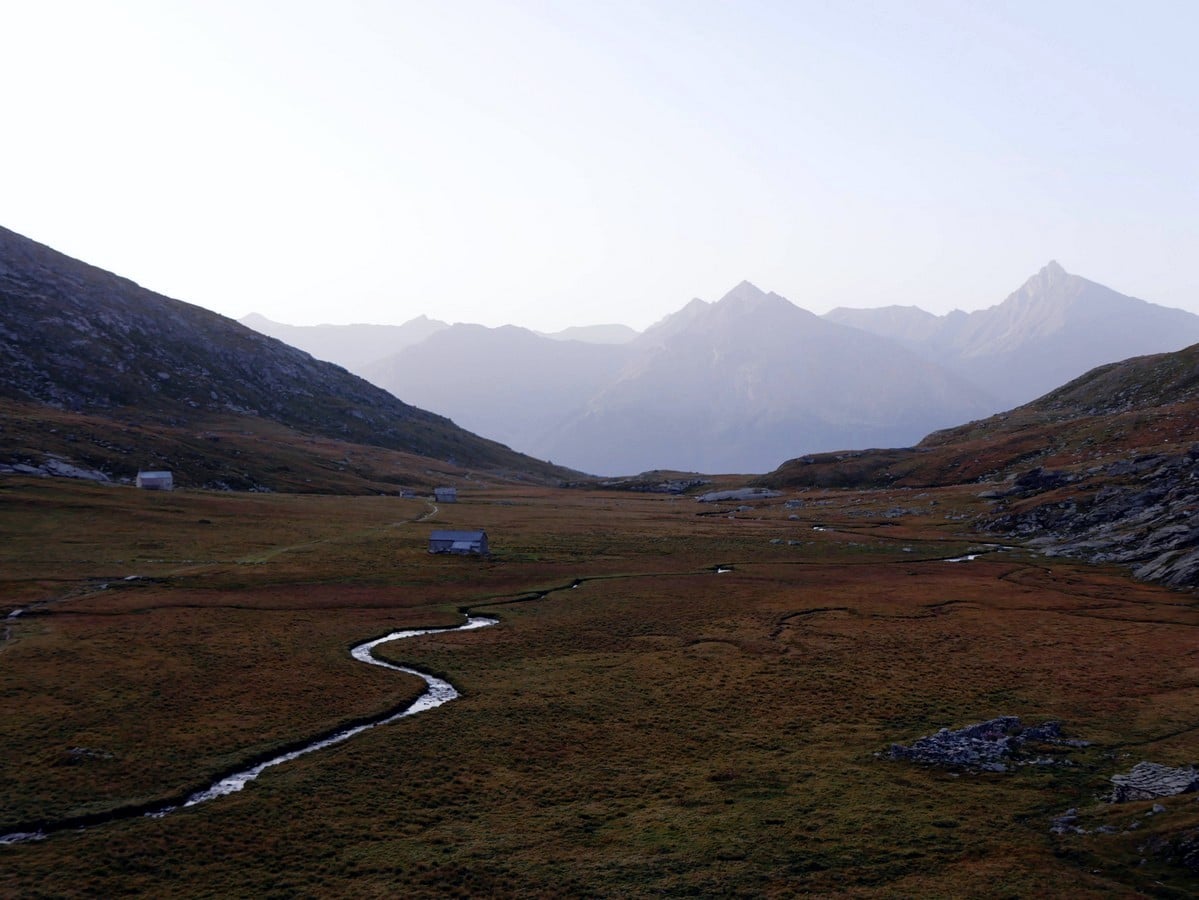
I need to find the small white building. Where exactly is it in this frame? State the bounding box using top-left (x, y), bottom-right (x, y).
top-left (136, 470), bottom-right (174, 491)
top-left (428, 529), bottom-right (488, 555)
top-left (434, 486), bottom-right (458, 503)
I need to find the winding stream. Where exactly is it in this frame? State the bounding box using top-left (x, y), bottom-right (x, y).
top-left (0, 614), bottom-right (497, 845)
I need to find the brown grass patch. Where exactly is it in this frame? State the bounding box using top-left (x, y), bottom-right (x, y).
top-left (2, 478), bottom-right (1197, 896)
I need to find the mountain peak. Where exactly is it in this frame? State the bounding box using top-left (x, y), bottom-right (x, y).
top-left (717, 280), bottom-right (768, 305)
top-left (1006, 260), bottom-right (1075, 308)
top-left (1036, 260), bottom-right (1070, 284)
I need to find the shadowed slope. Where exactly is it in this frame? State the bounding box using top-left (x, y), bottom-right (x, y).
top-left (0, 226), bottom-right (571, 488)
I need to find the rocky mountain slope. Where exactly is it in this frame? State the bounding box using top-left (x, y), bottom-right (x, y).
top-left (825, 262), bottom-right (1199, 409)
top-left (0, 226), bottom-right (569, 489)
top-left (762, 343), bottom-right (1199, 588)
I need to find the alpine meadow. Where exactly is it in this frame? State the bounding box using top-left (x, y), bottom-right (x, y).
top-left (5, 3), bottom-right (1199, 897)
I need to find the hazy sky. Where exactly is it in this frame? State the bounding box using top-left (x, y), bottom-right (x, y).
top-left (3, 1), bottom-right (1196, 330)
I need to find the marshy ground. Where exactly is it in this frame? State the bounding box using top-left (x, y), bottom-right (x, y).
top-left (2, 476), bottom-right (1197, 897)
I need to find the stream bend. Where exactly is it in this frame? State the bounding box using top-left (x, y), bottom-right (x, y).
top-left (1, 614), bottom-right (497, 844)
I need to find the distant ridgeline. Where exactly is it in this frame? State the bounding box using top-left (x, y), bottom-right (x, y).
top-left (285, 266), bottom-right (1199, 476)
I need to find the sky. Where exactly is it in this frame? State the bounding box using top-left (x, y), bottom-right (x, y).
top-left (3, 1), bottom-right (1196, 331)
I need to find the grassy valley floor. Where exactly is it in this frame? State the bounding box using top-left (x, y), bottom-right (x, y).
top-left (2, 476), bottom-right (1197, 897)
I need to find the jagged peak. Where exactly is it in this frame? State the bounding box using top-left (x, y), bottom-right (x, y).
top-left (716, 280), bottom-right (768, 305)
top-left (1004, 260), bottom-right (1077, 307)
top-left (1035, 260), bottom-right (1074, 281)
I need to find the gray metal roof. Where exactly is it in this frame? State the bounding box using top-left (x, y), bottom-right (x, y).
top-left (429, 530), bottom-right (486, 541)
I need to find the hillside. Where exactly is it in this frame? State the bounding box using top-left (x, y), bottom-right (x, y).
top-left (0, 226), bottom-right (570, 490)
top-left (762, 343), bottom-right (1199, 587)
top-left (825, 262), bottom-right (1199, 408)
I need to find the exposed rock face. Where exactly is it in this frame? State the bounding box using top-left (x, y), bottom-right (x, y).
top-left (696, 488), bottom-right (782, 503)
top-left (888, 717), bottom-right (1087, 772)
top-left (1110, 762), bottom-right (1199, 802)
top-left (985, 448), bottom-right (1199, 588)
top-left (590, 476), bottom-right (711, 494)
top-left (0, 455), bottom-right (110, 482)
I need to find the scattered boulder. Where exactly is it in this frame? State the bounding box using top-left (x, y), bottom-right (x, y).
top-left (596, 476), bottom-right (711, 494)
top-left (696, 488), bottom-right (781, 503)
top-left (54, 746), bottom-right (115, 766)
top-left (888, 716), bottom-right (1087, 772)
top-left (0, 455), bottom-right (110, 482)
top-left (1110, 762), bottom-right (1199, 802)
top-left (1050, 808), bottom-right (1084, 835)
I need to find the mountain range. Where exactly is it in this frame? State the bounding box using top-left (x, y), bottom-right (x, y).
top-left (532, 282), bottom-right (994, 474)
top-left (256, 264), bottom-right (1199, 475)
top-left (354, 283), bottom-right (998, 474)
top-left (241, 313), bottom-right (637, 374)
top-left (8, 218), bottom-right (1199, 484)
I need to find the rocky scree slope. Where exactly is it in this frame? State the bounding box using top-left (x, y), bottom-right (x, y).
top-left (0, 226), bottom-right (568, 485)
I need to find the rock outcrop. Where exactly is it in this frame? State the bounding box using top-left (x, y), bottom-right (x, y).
top-left (696, 488), bottom-right (781, 503)
top-left (985, 449), bottom-right (1199, 588)
top-left (887, 716), bottom-right (1087, 772)
top-left (1110, 762), bottom-right (1199, 802)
